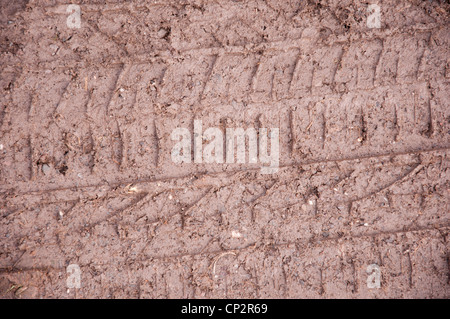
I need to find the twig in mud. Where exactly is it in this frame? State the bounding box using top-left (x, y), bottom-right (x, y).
top-left (212, 251), bottom-right (236, 277)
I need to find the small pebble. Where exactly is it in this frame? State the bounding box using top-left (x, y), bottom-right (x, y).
top-left (157, 28), bottom-right (168, 38)
top-left (231, 230), bottom-right (242, 238)
top-left (42, 164), bottom-right (51, 175)
top-left (49, 44), bottom-right (59, 55)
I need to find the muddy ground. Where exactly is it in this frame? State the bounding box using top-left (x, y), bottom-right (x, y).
top-left (0, 0), bottom-right (449, 299)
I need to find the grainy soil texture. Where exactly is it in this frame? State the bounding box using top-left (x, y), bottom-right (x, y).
top-left (0, 0), bottom-right (449, 299)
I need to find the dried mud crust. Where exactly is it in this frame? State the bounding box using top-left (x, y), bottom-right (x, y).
top-left (0, 0), bottom-right (449, 298)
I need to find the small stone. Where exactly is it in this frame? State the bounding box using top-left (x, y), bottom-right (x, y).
top-left (157, 28), bottom-right (168, 38)
top-left (42, 164), bottom-right (51, 175)
top-left (49, 44), bottom-right (59, 55)
top-left (0, 144), bottom-right (3, 150)
top-left (231, 230), bottom-right (242, 238)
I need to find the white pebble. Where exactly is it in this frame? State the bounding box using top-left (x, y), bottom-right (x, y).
top-left (231, 230), bottom-right (242, 238)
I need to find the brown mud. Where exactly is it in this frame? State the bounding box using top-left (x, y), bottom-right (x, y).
top-left (0, 0), bottom-right (449, 298)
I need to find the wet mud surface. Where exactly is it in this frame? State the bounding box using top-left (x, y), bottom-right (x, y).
top-left (0, 0), bottom-right (449, 298)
